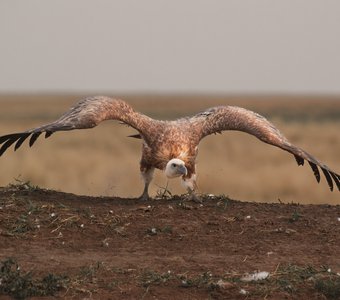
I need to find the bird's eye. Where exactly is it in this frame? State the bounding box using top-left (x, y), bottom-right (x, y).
top-left (172, 163), bottom-right (177, 168)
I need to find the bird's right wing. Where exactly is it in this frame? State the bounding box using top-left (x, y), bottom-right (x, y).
top-left (0, 96), bottom-right (155, 155)
top-left (190, 105), bottom-right (339, 191)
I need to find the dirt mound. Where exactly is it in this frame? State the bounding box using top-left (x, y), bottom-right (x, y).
top-left (0, 183), bottom-right (340, 299)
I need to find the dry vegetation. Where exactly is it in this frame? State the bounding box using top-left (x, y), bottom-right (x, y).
top-left (0, 95), bottom-right (339, 204)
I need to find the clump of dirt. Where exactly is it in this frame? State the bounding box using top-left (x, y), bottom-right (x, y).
top-left (0, 182), bottom-right (339, 299)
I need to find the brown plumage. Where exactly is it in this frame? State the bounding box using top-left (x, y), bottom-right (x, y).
top-left (0, 96), bottom-right (339, 199)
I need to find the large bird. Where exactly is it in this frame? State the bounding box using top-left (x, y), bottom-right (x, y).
top-left (0, 96), bottom-right (339, 200)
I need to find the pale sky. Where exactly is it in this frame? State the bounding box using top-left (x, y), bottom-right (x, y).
top-left (1, 0), bottom-right (340, 94)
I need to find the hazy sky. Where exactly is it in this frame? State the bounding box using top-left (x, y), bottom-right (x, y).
top-left (1, 1), bottom-right (340, 94)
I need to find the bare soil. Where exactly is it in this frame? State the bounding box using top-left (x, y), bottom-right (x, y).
top-left (0, 183), bottom-right (340, 299)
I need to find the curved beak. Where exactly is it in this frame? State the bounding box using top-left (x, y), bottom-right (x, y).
top-left (178, 165), bottom-right (188, 176)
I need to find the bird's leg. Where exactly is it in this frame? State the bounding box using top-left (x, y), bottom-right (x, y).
top-left (139, 166), bottom-right (154, 201)
top-left (182, 173), bottom-right (201, 203)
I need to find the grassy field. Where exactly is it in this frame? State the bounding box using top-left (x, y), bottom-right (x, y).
top-left (0, 95), bottom-right (339, 204)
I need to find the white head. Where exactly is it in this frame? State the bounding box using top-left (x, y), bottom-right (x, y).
top-left (165, 158), bottom-right (187, 178)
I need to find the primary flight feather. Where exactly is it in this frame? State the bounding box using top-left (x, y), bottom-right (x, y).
top-left (0, 96), bottom-right (339, 199)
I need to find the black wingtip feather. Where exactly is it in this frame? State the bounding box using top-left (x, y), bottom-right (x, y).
top-left (294, 155), bottom-right (304, 166)
top-left (0, 133), bottom-right (21, 145)
top-left (0, 133), bottom-right (25, 156)
top-left (45, 131), bottom-right (53, 138)
top-left (29, 132), bottom-right (42, 147)
top-left (0, 130), bottom-right (51, 154)
top-left (14, 133), bottom-right (30, 151)
top-left (321, 168), bottom-right (334, 191)
top-left (329, 172), bottom-right (340, 191)
top-left (308, 161), bottom-right (320, 183)
top-left (0, 138), bottom-right (17, 156)
top-left (0, 134), bottom-right (15, 144)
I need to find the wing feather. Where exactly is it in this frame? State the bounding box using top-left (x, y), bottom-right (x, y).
top-left (45, 131), bottom-right (53, 138)
top-left (308, 161), bottom-right (320, 183)
top-left (0, 135), bottom-right (20, 156)
top-left (29, 132), bottom-right (42, 147)
top-left (294, 154), bottom-right (304, 166)
top-left (0, 96), bottom-right (155, 155)
top-left (321, 168), bottom-right (334, 191)
top-left (15, 133), bottom-right (30, 151)
top-left (330, 172), bottom-right (340, 191)
top-left (191, 106), bottom-right (339, 191)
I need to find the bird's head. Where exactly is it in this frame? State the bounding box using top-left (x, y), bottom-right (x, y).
top-left (165, 158), bottom-right (187, 178)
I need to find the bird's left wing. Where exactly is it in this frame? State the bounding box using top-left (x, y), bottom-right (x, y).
top-left (0, 96), bottom-right (154, 155)
top-left (190, 106), bottom-right (339, 191)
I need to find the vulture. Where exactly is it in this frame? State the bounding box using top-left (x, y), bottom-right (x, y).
top-left (0, 96), bottom-right (339, 200)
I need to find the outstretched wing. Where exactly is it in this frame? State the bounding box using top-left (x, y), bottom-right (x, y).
top-left (0, 96), bottom-right (154, 155)
top-left (191, 106), bottom-right (339, 191)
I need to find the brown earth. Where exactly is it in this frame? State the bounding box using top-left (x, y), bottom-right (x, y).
top-left (0, 183), bottom-right (340, 299)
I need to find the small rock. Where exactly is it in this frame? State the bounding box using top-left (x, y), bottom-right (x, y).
top-left (216, 279), bottom-right (233, 289)
top-left (239, 289), bottom-right (248, 295)
top-left (241, 271), bottom-right (269, 282)
top-left (115, 226), bottom-right (126, 236)
top-left (102, 238), bottom-right (111, 247)
top-left (285, 228), bottom-right (297, 234)
top-left (181, 280), bottom-right (189, 287)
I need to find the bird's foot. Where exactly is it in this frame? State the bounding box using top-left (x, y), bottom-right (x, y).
top-left (138, 193), bottom-right (150, 201)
